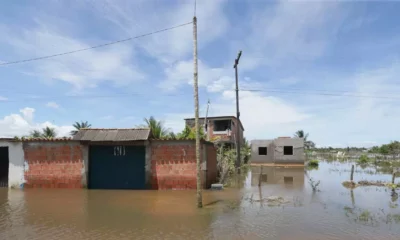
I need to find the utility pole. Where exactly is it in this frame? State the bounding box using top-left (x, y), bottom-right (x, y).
top-left (204, 99), bottom-right (210, 141)
top-left (193, 15), bottom-right (202, 208)
top-left (234, 50), bottom-right (242, 173)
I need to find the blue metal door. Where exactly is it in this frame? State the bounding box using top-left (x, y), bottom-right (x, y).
top-left (89, 145), bottom-right (146, 189)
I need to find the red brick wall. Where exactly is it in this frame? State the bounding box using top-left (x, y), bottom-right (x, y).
top-left (206, 144), bottom-right (217, 188)
top-left (207, 120), bottom-right (232, 142)
top-left (23, 142), bottom-right (84, 188)
top-left (150, 141), bottom-right (206, 190)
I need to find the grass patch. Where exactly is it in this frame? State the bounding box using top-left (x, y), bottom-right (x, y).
top-left (342, 181), bottom-right (357, 189)
top-left (307, 159), bottom-right (319, 167)
top-left (359, 210), bottom-right (371, 222)
top-left (357, 154), bottom-right (371, 165)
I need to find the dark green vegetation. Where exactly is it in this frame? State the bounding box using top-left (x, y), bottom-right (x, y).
top-left (294, 130), bottom-right (315, 149)
top-left (28, 126), bottom-right (57, 138)
top-left (307, 159), bottom-right (319, 168)
top-left (357, 154), bottom-right (371, 165)
top-left (70, 121), bottom-right (92, 136)
top-left (140, 116), bottom-right (206, 140)
top-left (369, 141), bottom-right (400, 155)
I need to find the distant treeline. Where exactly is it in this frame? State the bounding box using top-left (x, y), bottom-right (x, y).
top-left (312, 147), bottom-right (367, 152)
top-left (312, 141), bottom-right (400, 155)
top-left (368, 141), bottom-right (400, 155)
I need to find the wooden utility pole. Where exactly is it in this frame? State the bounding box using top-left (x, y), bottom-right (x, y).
top-left (193, 16), bottom-right (202, 208)
top-left (234, 50), bottom-right (242, 173)
top-left (204, 99), bottom-right (210, 141)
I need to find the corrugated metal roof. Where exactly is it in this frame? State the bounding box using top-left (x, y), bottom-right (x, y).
top-left (72, 128), bottom-right (151, 141)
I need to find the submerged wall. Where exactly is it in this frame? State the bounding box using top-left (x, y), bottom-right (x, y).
top-left (250, 140), bottom-right (274, 163)
top-left (250, 138), bottom-right (305, 164)
top-left (274, 138), bottom-right (304, 163)
top-left (149, 140), bottom-right (217, 190)
top-left (23, 141), bottom-right (86, 188)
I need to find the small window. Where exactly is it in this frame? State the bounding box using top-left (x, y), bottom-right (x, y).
top-left (261, 174), bottom-right (268, 182)
top-left (258, 147), bottom-right (267, 155)
top-left (284, 176), bottom-right (293, 184)
top-left (283, 146), bottom-right (293, 155)
top-left (213, 120), bottom-right (231, 131)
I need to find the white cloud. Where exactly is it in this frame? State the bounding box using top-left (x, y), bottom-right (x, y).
top-left (0, 23), bottom-right (145, 89)
top-left (0, 96), bottom-right (8, 101)
top-left (92, 0), bottom-right (229, 62)
top-left (0, 107), bottom-right (73, 137)
top-left (160, 59), bottom-right (228, 91)
top-left (239, 1), bottom-right (347, 71)
top-left (46, 101), bottom-right (60, 109)
top-left (211, 91), bottom-right (310, 139)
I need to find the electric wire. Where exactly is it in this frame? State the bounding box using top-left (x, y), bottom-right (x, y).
top-left (0, 22), bottom-right (192, 66)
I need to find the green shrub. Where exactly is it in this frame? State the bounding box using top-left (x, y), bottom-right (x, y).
top-left (307, 159), bottom-right (319, 167)
top-left (357, 154), bottom-right (370, 165)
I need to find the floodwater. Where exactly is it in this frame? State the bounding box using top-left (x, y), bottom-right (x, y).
top-left (1, 161), bottom-right (400, 240)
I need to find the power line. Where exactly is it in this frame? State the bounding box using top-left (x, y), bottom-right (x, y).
top-left (239, 89), bottom-right (400, 100)
top-left (243, 87), bottom-right (400, 95)
top-left (0, 92), bottom-right (187, 103)
top-left (0, 22), bottom-right (192, 66)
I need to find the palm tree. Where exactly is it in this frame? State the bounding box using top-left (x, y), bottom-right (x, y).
top-left (42, 126), bottom-right (57, 138)
top-left (70, 121), bottom-right (92, 136)
top-left (142, 116), bottom-right (169, 139)
top-left (30, 130), bottom-right (42, 138)
top-left (294, 130), bottom-right (315, 149)
top-left (294, 130), bottom-right (309, 141)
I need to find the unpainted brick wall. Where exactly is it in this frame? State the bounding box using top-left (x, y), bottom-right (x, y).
top-left (150, 142), bottom-right (205, 190)
top-left (23, 142), bottom-right (84, 188)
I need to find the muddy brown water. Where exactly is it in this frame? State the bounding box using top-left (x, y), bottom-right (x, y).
top-left (1, 161), bottom-right (400, 240)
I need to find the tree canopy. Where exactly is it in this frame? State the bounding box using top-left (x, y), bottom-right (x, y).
top-left (294, 130), bottom-right (315, 149)
top-left (29, 126), bottom-right (57, 138)
top-left (70, 121), bottom-right (91, 136)
top-left (141, 116), bottom-right (170, 139)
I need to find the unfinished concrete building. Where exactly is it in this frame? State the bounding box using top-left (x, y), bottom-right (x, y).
top-left (251, 137), bottom-right (305, 164)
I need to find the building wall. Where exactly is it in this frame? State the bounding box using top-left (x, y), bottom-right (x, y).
top-left (185, 118), bottom-right (244, 145)
top-left (0, 141), bottom-right (24, 188)
top-left (273, 138), bottom-right (305, 163)
top-left (250, 138), bottom-right (305, 164)
top-left (250, 140), bottom-right (274, 163)
top-left (23, 141), bottom-right (86, 188)
top-left (149, 140), bottom-right (217, 190)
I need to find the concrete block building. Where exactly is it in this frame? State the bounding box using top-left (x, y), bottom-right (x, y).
top-left (251, 137), bottom-right (305, 164)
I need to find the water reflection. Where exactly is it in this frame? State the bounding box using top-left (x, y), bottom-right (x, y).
top-left (0, 160), bottom-right (400, 240)
top-left (249, 165), bottom-right (305, 188)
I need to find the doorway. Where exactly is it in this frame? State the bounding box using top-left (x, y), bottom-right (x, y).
top-left (0, 147), bottom-right (9, 187)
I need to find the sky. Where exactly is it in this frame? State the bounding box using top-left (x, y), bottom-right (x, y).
top-left (0, 0), bottom-right (400, 148)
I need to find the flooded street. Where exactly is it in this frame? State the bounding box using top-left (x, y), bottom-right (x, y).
top-left (1, 161), bottom-right (400, 240)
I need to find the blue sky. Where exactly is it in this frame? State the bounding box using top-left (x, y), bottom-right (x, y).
top-left (1, 0), bottom-right (400, 147)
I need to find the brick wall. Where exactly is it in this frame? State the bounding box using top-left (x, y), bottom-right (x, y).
top-left (23, 142), bottom-right (84, 188)
top-left (150, 141), bottom-right (205, 190)
top-left (185, 118), bottom-right (244, 144)
top-left (150, 140), bottom-right (218, 190)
